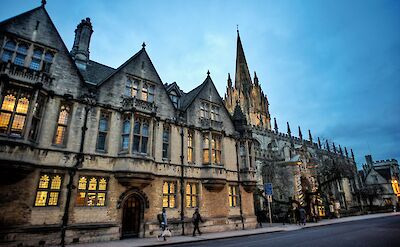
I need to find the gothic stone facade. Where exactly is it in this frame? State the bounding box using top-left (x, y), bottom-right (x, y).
top-left (224, 31), bottom-right (360, 218)
top-left (0, 4), bottom-right (257, 246)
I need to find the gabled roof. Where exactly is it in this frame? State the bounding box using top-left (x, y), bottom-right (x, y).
top-left (179, 78), bottom-right (208, 111)
top-left (98, 47), bottom-right (163, 86)
top-left (164, 82), bottom-right (184, 96)
top-left (79, 60), bottom-right (115, 85)
top-left (0, 5), bottom-right (85, 84)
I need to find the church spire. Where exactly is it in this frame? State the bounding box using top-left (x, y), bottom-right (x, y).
top-left (227, 73), bottom-right (232, 88)
top-left (235, 30), bottom-right (252, 92)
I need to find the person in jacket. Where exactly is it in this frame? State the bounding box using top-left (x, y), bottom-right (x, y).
top-left (157, 208), bottom-right (168, 241)
top-left (192, 208), bottom-right (204, 236)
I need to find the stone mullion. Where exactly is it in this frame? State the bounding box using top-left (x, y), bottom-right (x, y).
top-left (208, 132), bottom-right (212, 164)
top-left (129, 113), bottom-right (134, 154)
top-left (148, 118), bottom-right (154, 157)
top-left (245, 139), bottom-right (250, 169)
top-left (23, 88), bottom-right (39, 140)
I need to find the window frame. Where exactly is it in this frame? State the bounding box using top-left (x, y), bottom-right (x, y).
top-left (28, 93), bottom-right (46, 142)
top-left (53, 102), bottom-right (72, 147)
top-left (132, 117), bottom-right (149, 154)
top-left (228, 185), bottom-right (240, 207)
top-left (76, 176), bottom-right (108, 207)
top-left (0, 86), bottom-right (32, 137)
top-left (96, 111), bottom-right (111, 152)
top-left (162, 181), bottom-right (177, 208)
top-left (187, 130), bottom-right (194, 163)
top-left (121, 113), bottom-right (131, 152)
top-left (162, 124), bottom-right (170, 160)
top-left (185, 182), bottom-right (199, 208)
top-left (34, 173), bottom-right (63, 207)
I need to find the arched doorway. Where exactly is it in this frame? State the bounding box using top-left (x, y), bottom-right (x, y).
top-left (122, 194), bottom-right (143, 238)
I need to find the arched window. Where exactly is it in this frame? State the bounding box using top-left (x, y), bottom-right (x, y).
top-left (34, 174), bottom-right (63, 207)
top-left (132, 118), bottom-right (149, 154)
top-left (53, 103), bottom-right (71, 146)
top-left (96, 111), bottom-right (110, 152)
top-left (121, 114), bottom-right (131, 151)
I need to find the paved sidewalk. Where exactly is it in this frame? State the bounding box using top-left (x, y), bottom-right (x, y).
top-left (68, 212), bottom-right (400, 247)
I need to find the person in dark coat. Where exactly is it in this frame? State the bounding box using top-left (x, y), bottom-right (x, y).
top-left (299, 207), bottom-right (306, 226)
top-left (295, 207), bottom-right (300, 225)
top-left (192, 208), bottom-right (204, 236)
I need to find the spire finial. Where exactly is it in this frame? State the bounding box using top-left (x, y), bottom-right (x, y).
top-left (298, 126), bottom-right (303, 140)
top-left (41, 0), bottom-right (47, 7)
top-left (237, 24), bottom-right (239, 34)
top-left (207, 70), bottom-right (210, 76)
top-left (308, 129), bottom-right (313, 143)
top-left (317, 137), bottom-right (322, 149)
top-left (287, 122), bottom-right (291, 137)
top-left (142, 42), bottom-right (146, 49)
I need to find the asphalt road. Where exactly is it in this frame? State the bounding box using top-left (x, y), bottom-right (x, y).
top-left (167, 216), bottom-right (400, 247)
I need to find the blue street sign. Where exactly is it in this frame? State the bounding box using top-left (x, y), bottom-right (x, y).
top-left (264, 183), bottom-right (273, 195)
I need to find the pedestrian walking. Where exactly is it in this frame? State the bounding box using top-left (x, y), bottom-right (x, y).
top-left (192, 207), bottom-right (204, 236)
top-left (295, 207), bottom-right (300, 225)
top-left (299, 207), bottom-right (306, 226)
top-left (157, 208), bottom-right (168, 241)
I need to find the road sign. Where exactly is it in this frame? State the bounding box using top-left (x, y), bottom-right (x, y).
top-left (264, 183), bottom-right (273, 195)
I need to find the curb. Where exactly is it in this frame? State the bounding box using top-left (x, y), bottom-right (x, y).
top-left (141, 212), bottom-right (400, 247)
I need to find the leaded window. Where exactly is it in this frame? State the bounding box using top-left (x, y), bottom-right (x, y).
top-left (162, 125), bottom-right (170, 159)
top-left (240, 143), bottom-right (247, 167)
top-left (1, 40), bottom-right (16, 62)
top-left (187, 130), bottom-right (194, 163)
top-left (186, 183), bottom-right (198, 208)
top-left (29, 48), bottom-right (43, 70)
top-left (76, 176), bottom-right (108, 206)
top-left (211, 134), bottom-right (222, 164)
top-left (125, 79), bottom-right (139, 97)
top-left (121, 114), bottom-right (130, 151)
top-left (229, 185), bottom-right (239, 207)
top-left (28, 94), bottom-right (45, 141)
top-left (162, 181), bottom-right (176, 208)
top-left (96, 111), bottom-right (110, 152)
top-left (202, 134), bottom-right (209, 163)
top-left (132, 118), bottom-right (149, 154)
top-left (14, 43), bottom-right (28, 66)
top-left (211, 105), bottom-right (220, 121)
top-left (53, 103), bottom-right (71, 146)
top-left (142, 83), bottom-right (155, 102)
top-left (0, 87), bottom-right (31, 137)
top-left (42, 52), bottom-right (54, 73)
top-left (34, 174), bottom-right (62, 206)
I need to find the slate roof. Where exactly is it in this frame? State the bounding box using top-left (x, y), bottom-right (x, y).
top-left (178, 78), bottom-right (208, 111)
top-left (79, 60), bottom-right (115, 85)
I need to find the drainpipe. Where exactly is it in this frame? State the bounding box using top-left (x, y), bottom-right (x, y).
top-left (180, 126), bottom-right (185, 235)
top-left (60, 105), bottom-right (90, 246)
top-left (235, 140), bottom-right (245, 230)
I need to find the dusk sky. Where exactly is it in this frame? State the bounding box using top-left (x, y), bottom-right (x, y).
top-left (1, 0), bottom-right (399, 167)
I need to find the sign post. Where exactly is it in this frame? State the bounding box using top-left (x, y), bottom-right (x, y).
top-left (264, 183), bottom-right (273, 225)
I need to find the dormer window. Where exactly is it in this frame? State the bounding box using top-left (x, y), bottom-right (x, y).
top-left (125, 77), bottom-right (155, 103)
top-left (169, 90), bottom-right (179, 108)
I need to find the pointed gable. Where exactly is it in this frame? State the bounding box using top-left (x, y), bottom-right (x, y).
top-left (0, 5), bottom-right (84, 95)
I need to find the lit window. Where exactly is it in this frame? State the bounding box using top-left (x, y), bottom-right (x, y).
top-left (229, 185), bottom-right (239, 207)
top-left (186, 183), bottom-right (198, 208)
top-left (53, 103), bottom-right (71, 146)
top-left (162, 125), bottom-right (170, 159)
top-left (76, 176), bottom-right (108, 206)
top-left (0, 87), bottom-right (31, 137)
top-left (187, 131), bottom-right (194, 163)
top-left (162, 181), bottom-right (176, 208)
top-left (121, 114), bottom-right (131, 151)
top-left (132, 117), bottom-right (149, 154)
top-left (141, 83), bottom-right (155, 102)
top-left (96, 111), bottom-right (110, 152)
top-left (34, 174), bottom-right (62, 206)
top-left (202, 134), bottom-right (209, 163)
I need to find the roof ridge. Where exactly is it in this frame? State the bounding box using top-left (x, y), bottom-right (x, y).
top-left (88, 59), bottom-right (116, 70)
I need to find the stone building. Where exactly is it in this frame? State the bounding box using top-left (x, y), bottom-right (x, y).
top-left (224, 31), bottom-right (360, 219)
top-left (0, 3), bottom-right (257, 246)
top-left (359, 155), bottom-right (400, 208)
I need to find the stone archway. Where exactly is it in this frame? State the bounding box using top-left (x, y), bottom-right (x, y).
top-left (118, 189), bottom-right (149, 238)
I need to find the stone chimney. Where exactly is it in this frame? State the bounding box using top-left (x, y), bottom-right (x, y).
top-left (71, 18), bottom-right (93, 69)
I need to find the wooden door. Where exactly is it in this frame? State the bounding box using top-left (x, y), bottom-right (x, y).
top-left (122, 195), bottom-right (142, 238)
